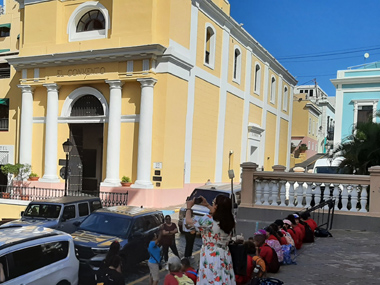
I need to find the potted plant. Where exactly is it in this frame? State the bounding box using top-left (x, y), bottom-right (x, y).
top-left (299, 143), bottom-right (308, 153)
top-left (28, 172), bottom-right (39, 181)
top-left (121, 176), bottom-right (132, 187)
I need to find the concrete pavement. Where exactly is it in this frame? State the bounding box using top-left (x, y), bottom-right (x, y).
top-left (129, 229), bottom-right (380, 284)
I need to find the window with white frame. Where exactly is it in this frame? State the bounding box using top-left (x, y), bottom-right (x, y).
top-left (254, 63), bottom-right (261, 94)
top-left (352, 99), bottom-right (378, 126)
top-left (233, 46), bottom-right (241, 83)
top-left (67, 1), bottom-right (110, 42)
top-left (308, 118), bottom-right (311, 134)
top-left (283, 86), bottom-right (288, 111)
top-left (270, 77), bottom-right (276, 103)
top-left (308, 141), bottom-right (311, 150)
top-left (204, 24), bottom-right (216, 68)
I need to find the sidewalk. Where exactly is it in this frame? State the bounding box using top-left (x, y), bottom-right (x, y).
top-left (130, 229), bottom-right (380, 284)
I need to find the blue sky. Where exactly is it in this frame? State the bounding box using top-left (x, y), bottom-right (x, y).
top-left (228, 0), bottom-right (380, 97)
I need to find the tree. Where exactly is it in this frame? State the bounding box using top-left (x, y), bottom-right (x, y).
top-left (334, 121), bottom-right (380, 175)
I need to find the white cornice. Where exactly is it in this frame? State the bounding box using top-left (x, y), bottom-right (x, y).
top-left (331, 75), bottom-right (380, 86)
top-left (305, 103), bottom-right (322, 116)
top-left (7, 44), bottom-right (167, 71)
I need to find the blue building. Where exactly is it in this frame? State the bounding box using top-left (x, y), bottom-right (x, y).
top-left (331, 61), bottom-right (380, 145)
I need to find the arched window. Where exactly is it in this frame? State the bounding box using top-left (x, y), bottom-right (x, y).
top-left (270, 77), bottom-right (276, 103)
top-left (204, 24), bottom-right (216, 68)
top-left (67, 1), bottom-right (110, 42)
top-left (233, 46), bottom-right (241, 83)
top-left (254, 63), bottom-right (261, 94)
top-left (76, 10), bottom-right (105, 32)
top-left (283, 86), bottom-right (288, 111)
top-left (71, 95), bottom-right (104, 116)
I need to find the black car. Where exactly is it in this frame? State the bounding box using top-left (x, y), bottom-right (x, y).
top-left (72, 206), bottom-right (164, 276)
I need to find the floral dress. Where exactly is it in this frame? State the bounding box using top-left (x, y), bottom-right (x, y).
top-left (193, 214), bottom-right (236, 285)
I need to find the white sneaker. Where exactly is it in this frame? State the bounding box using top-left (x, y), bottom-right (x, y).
top-left (165, 264), bottom-right (169, 270)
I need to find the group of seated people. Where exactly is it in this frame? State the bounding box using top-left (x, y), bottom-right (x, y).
top-left (235, 211), bottom-right (318, 285)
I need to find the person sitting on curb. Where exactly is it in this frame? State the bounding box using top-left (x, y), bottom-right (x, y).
top-left (164, 256), bottom-right (193, 285)
top-left (253, 231), bottom-right (280, 273)
top-left (265, 224), bottom-right (284, 263)
top-left (286, 215), bottom-right (303, 250)
top-left (301, 212), bottom-right (318, 232)
top-left (283, 219), bottom-right (297, 248)
top-left (181, 258), bottom-right (197, 284)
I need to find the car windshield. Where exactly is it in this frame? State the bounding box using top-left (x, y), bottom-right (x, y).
top-left (79, 212), bottom-right (131, 238)
top-left (315, 166), bottom-right (350, 174)
top-left (24, 204), bottom-right (62, 219)
top-left (189, 189), bottom-right (229, 205)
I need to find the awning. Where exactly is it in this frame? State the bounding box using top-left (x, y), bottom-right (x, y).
top-left (0, 23), bottom-right (11, 29)
top-left (0, 99), bottom-right (9, 106)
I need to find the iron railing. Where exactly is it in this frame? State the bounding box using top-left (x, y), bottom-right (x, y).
top-left (302, 198), bottom-right (335, 230)
top-left (0, 185), bottom-right (128, 207)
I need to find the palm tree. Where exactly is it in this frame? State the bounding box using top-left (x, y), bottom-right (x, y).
top-left (334, 118), bottom-right (380, 175)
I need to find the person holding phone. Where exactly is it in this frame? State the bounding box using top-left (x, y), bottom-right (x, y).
top-left (185, 195), bottom-right (236, 284)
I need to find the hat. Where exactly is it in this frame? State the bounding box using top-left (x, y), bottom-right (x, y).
top-left (168, 256), bottom-right (182, 272)
top-left (283, 219), bottom-right (292, 226)
top-left (293, 214), bottom-right (300, 219)
top-left (254, 229), bottom-right (267, 236)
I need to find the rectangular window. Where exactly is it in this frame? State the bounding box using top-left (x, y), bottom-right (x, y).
top-left (0, 99), bottom-right (9, 131)
top-left (357, 105), bottom-right (373, 123)
top-left (90, 200), bottom-right (102, 212)
top-left (0, 63), bottom-right (10, 79)
top-left (309, 89), bottom-right (314, 96)
top-left (63, 205), bottom-right (76, 220)
top-left (78, 202), bottom-right (89, 217)
top-left (0, 26), bottom-right (10, 37)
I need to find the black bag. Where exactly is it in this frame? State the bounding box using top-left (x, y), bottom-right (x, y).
top-left (314, 227), bottom-right (333, 237)
top-left (150, 254), bottom-right (162, 270)
top-left (300, 221), bottom-right (314, 243)
top-left (228, 241), bottom-right (247, 276)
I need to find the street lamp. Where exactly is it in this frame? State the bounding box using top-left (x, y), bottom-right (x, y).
top-left (62, 139), bottom-right (73, 196)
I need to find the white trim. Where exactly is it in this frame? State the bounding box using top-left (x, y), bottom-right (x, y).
top-left (274, 77), bottom-right (283, 165)
top-left (184, 3), bottom-right (199, 183)
top-left (286, 86), bottom-right (294, 169)
top-left (204, 23), bottom-right (216, 69)
top-left (67, 1), bottom-right (110, 42)
top-left (241, 49), bottom-right (252, 167)
top-left (232, 45), bottom-right (242, 84)
top-left (260, 63), bottom-right (269, 169)
top-left (352, 99), bottom-right (379, 125)
top-left (33, 115), bottom-right (139, 124)
top-left (61, 86), bottom-right (108, 117)
top-left (334, 87), bottom-right (343, 145)
top-left (194, 66), bottom-right (220, 87)
top-left (0, 145), bottom-right (14, 165)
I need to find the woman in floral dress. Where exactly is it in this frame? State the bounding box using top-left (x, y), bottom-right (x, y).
top-left (186, 195), bottom-right (236, 285)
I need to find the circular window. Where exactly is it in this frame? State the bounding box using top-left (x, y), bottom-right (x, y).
top-left (76, 10), bottom-right (105, 32)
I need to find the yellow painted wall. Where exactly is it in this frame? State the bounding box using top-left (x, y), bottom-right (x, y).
top-left (191, 77), bottom-right (219, 182)
top-left (228, 38), bottom-right (245, 90)
top-left (211, 0), bottom-right (230, 15)
top-left (222, 93), bottom-right (243, 181)
top-left (292, 99), bottom-right (307, 136)
top-left (195, 13), bottom-right (223, 78)
top-left (278, 118), bottom-right (289, 166)
top-left (248, 103), bottom-right (262, 126)
top-left (264, 111), bottom-right (276, 170)
top-left (0, 203), bottom-right (26, 220)
top-left (31, 123), bottom-right (45, 179)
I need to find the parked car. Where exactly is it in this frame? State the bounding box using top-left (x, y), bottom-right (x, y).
top-left (313, 156), bottom-right (350, 174)
top-left (177, 183), bottom-right (241, 233)
top-left (1, 196), bottom-right (102, 233)
top-left (72, 206), bottom-right (164, 278)
top-left (0, 225), bottom-right (79, 285)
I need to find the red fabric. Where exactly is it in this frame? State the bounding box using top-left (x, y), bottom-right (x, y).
top-left (279, 236), bottom-right (287, 245)
top-left (298, 223), bottom-right (306, 241)
top-left (236, 255), bottom-right (254, 285)
top-left (293, 225), bottom-right (303, 249)
top-left (164, 272), bottom-right (184, 285)
top-left (305, 219), bottom-right (318, 232)
top-left (287, 227), bottom-right (298, 246)
top-left (184, 267), bottom-right (197, 284)
top-left (267, 234), bottom-right (278, 241)
top-left (259, 243), bottom-right (273, 267)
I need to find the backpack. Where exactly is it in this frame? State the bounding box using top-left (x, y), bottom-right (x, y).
top-left (262, 244), bottom-right (280, 273)
top-left (314, 227), bottom-right (333, 237)
top-left (281, 230), bottom-right (295, 247)
top-left (300, 221), bottom-right (314, 243)
top-left (281, 244), bottom-right (297, 265)
top-left (173, 274), bottom-right (194, 285)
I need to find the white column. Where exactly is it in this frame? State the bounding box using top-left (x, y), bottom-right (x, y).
top-left (40, 84), bottom-right (60, 183)
top-left (101, 80), bottom-right (124, 186)
top-left (132, 78), bottom-right (157, 189)
top-left (18, 85), bottom-right (34, 166)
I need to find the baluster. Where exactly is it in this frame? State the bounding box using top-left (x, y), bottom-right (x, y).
top-left (295, 181), bottom-right (303, 208)
top-left (279, 180), bottom-right (286, 207)
top-left (332, 184), bottom-right (340, 210)
top-left (305, 182), bottom-right (313, 208)
top-left (267, 180), bottom-right (273, 205)
top-left (262, 180), bottom-right (270, 206)
top-left (340, 184), bottom-right (349, 211)
top-left (270, 180), bottom-right (278, 205)
top-left (360, 185), bottom-right (368, 212)
top-left (288, 181), bottom-right (295, 207)
top-left (255, 180), bottom-right (262, 205)
top-left (314, 183), bottom-right (321, 205)
top-left (350, 185), bottom-right (358, 212)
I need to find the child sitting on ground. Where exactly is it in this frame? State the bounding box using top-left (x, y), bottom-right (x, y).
top-left (253, 231), bottom-right (280, 273)
top-left (180, 258), bottom-right (197, 284)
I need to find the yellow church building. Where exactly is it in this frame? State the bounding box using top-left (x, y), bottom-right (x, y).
top-left (0, 0), bottom-right (297, 207)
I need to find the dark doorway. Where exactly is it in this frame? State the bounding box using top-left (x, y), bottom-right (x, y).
top-left (0, 167), bottom-right (7, 186)
top-left (69, 124), bottom-right (103, 192)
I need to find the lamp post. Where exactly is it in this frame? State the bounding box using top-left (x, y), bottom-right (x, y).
top-left (62, 139), bottom-right (73, 196)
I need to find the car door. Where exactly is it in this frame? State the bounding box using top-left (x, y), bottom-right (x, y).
top-left (58, 204), bottom-right (78, 233)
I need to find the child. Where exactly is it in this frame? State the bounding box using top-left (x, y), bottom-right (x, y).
top-left (181, 258), bottom-right (197, 284)
top-left (253, 232), bottom-right (280, 273)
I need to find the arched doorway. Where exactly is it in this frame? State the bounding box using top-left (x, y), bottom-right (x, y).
top-left (69, 95), bottom-right (104, 192)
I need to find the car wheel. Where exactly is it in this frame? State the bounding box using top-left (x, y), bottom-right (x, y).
top-left (57, 281), bottom-right (70, 285)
